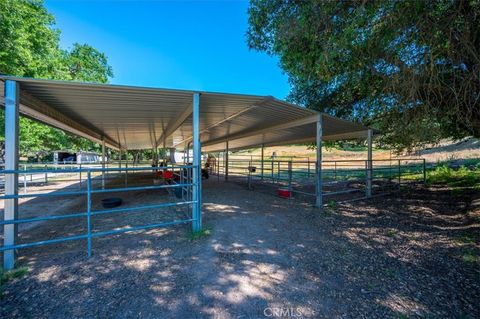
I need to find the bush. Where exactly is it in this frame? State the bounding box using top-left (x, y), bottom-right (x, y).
top-left (427, 165), bottom-right (480, 188)
top-left (0, 267), bottom-right (28, 296)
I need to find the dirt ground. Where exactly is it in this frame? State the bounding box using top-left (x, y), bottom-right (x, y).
top-left (1, 177), bottom-right (479, 318)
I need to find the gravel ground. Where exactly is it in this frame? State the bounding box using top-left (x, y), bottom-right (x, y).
top-left (1, 177), bottom-right (479, 318)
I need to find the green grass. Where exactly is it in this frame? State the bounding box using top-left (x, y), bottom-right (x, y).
top-left (327, 200), bottom-right (338, 209)
top-left (461, 251), bottom-right (478, 264)
top-left (455, 234), bottom-right (476, 244)
top-left (0, 267), bottom-right (28, 297)
top-left (386, 229), bottom-right (397, 237)
top-left (188, 228), bottom-right (211, 241)
top-left (323, 200), bottom-right (338, 215)
top-left (426, 165), bottom-right (480, 189)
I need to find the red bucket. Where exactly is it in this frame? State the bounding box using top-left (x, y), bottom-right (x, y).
top-left (278, 188), bottom-right (291, 198)
top-left (163, 170), bottom-right (174, 179)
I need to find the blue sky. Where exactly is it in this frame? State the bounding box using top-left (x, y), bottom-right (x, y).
top-left (44, 0), bottom-right (290, 99)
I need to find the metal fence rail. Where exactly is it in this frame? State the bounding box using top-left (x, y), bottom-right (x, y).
top-left (210, 156), bottom-right (426, 203)
top-left (0, 165), bottom-right (198, 257)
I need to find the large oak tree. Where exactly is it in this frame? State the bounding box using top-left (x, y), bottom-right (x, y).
top-left (0, 0), bottom-right (113, 160)
top-left (247, 0), bottom-right (480, 150)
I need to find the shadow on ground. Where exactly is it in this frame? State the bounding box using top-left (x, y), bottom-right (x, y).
top-left (0, 177), bottom-right (479, 318)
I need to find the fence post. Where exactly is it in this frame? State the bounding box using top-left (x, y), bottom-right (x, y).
top-left (86, 171), bottom-right (92, 257)
top-left (271, 160), bottom-right (274, 182)
top-left (277, 161), bottom-right (280, 181)
top-left (365, 160), bottom-right (369, 196)
top-left (23, 164), bottom-right (27, 194)
top-left (288, 161), bottom-right (292, 193)
top-left (366, 129), bottom-right (373, 197)
top-left (190, 166), bottom-right (193, 201)
top-left (423, 159), bottom-right (426, 183)
top-left (101, 138), bottom-right (105, 190)
top-left (398, 159), bottom-right (401, 188)
top-left (125, 161), bottom-right (128, 187)
top-left (217, 154), bottom-right (220, 181)
top-left (225, 141), bottom-right (229, 181)
top-left (261, 144), bottom-right (264, 181)
top-left (44, 164), bottom-right (48, 184)
top-left (307, 158), bottom-right (311, 178)
top-left (389, 159), bottom-right (392, 182)
top-left (315, 114), bottom-right (323, 208)
top-left (79, 163), bottom-right (82, 187)
top-left (248, 160), bottom-right (252, 190)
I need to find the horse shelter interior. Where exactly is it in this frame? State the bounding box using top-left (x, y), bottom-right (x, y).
top-left (0, 76), bottom-right (405, 271)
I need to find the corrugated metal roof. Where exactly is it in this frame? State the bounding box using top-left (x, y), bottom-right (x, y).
top-left (0, 76), bottom-right (369, 151)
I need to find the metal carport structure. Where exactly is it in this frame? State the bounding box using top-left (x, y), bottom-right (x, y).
top-left (1, 76), bottom-right (372, 270)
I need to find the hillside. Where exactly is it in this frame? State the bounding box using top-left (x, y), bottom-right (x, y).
top-left (232, 138), bottom-right (480, 163)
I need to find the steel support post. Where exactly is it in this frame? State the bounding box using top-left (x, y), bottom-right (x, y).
top-left (366, 129), bottom-right (373, 197)
top-left (217, 153), bottom-right (220, 181)
top-left (86, 171), bottom-right (92, 257)
top-left (225, 141), bottom-right (229, 181)
top-left (271, 160), bottom-right (274, 181)
top-left (125, 148), bottom-right (128, 187)
top-left (153, 143), bottom-right (159, 166)
top-left (261, 144), bottom-right (264, 181)
top-left (315, 114), bottom-right (323, 209)
top-left (192, 93), bottom-right (202, 232)
top-left (119, 149), bottom-right (122, 169)
top-left (3, 80), bottom-right (19, 270)
top-left (101, 138), bottom-right (106, 189)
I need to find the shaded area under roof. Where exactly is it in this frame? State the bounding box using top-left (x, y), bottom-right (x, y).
top-left (0, 76), bottom-right (369, 151)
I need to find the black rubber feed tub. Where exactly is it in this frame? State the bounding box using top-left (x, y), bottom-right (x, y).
top-left (101, 197), bottom-right (123, 208)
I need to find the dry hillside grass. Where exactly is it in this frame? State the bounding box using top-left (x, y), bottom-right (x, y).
top-left (234, 138), bottom-right (480, 163)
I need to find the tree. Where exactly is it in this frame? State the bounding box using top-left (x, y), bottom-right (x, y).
top-left (64, 43), bottom-right (113, 83)
top-left (0, 0), bottom-right (67, 78)
top-left (0, 0), bottom-right (113, 160)
top-left (247, 0), bottom-right (480, 151)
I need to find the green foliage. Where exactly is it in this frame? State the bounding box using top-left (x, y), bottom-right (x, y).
top-left (0, 0), bottom-right (66, 78)
top-left (456, 234), bottom-right (476, 244)
top-left (64, 43), bottom-right (113, 83)
top-left (461, 250), bottom-right (478, 264)
top-left (188, 228), bottom-right (211, 241)
top-left (386, 229), bottom-right (397, 238)
top-left (427, 165), bottom-right (480, 189)
top-left (0, 266), bottom-right (28, 295)
top-left (0, 0), bottom-right (113, 159)
top-left (323, 200), bottom-right (337, 215)
top-left (247, 0), bottom-right (480, 151)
